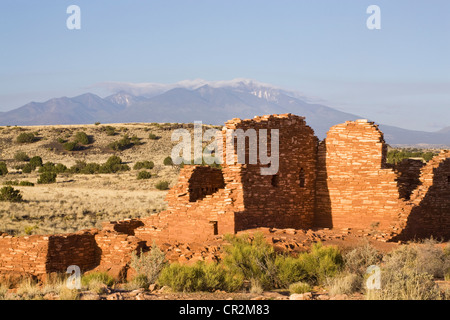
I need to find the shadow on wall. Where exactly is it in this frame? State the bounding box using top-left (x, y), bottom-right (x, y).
top-left (313, 141), bottom-right (332, 229)
top-left (237, 116), bottom-right (318, 231)
top-left (393, 158), bottom-right (450, 241)
top-left (45, 232), bottom-right (102, 273)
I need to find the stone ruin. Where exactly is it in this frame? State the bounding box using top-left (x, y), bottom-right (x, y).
top-left (0, 114), bottom-right (449, 281)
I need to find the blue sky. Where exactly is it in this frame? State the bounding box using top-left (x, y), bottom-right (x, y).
top-left (0, 0), bottom-right (449, 131)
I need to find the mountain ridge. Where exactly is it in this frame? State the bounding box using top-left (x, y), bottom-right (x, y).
top-left (0, 79), bottom-right (448, 146)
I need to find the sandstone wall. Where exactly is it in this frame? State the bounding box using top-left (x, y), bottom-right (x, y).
top-left (396, 151), bottom-right (450, 240)
top-left (224, 114), bottom-right (318, 230)
top-left (315, 120), bottom-right (406, 235)
top-left (0, 228), bottom-right (145, 280)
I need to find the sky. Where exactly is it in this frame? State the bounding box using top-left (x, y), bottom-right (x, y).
top-left (0, 0), bottom-right (449, 132)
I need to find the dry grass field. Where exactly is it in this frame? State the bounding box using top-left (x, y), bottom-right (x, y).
top-left (0, 122), bottom-right (219, 236)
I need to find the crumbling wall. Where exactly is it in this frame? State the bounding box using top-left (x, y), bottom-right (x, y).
top-left (393, 159), bottom-right (425, 200)
top-left (135, 114), bottom-right (318, 244)
top-left (0, 228), bottom-right (145, 280)
top-left (395, 151), bottom-right (450, 240)
top-left (315, 120), bottom-right (406, 235)
top-left (224, 114), bottom-right (318, 230)
top-left (0, 234), bottom-right (49, 276)
top-left (134, 165), bottom-right (237, 245)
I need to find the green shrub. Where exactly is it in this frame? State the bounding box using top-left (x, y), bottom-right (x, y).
top-left (163, 156), bottom-right (173, 166)
top-left (63, 141), bottom-right (78, 151)
top-left (74, 131), bottom-right (91, 145)
top-left (37, 172), bottom-right (57, 184)
top-left (289, 281), bottom-right (312, 294)
top-left (19, 181), bottom-right (34, 187)
top-left (130, 135), bottom-right (142, 145)
top-left (108, 134), bottom-right (132, 151)
top-left (297, 242), bottom-right (344, 285)
top-left (81, 163), bottom-right (101, 174)
top-left (82, 272), bottom-right (115, 292)
top-left (55, 163), bottom-right (67, 173)
top-left (29, 156), bottom-right (43, 168)
top-left (0, 186), bottom-right (23, 202)
top-left (148, 133), bottom-right (159, 140)
top-left (223, 233), bottom-right (279, 290)
top-left (16, 132), bottom-right (36, 143)
top-left (24, 225), bottom-right (38, 235)
top-left (14, 151), bottom-right (29, 162)
top-left (22, 163), bottom-right (35, 173)
top-left (104, 126), bottom-right (116, 136)
top-left (275, 255), bottom-right (307, 287)
top-left (57, 137), bottom-right (66, 144)
top-left (5, 180), bottom-right (34, 187)
top-left (3, 180), bottom-right (19, 186)
top-left (130, 243), bottom-right (167, 287)
top-left (0, 162), bottom-right (8, 175)
top-left (68, 160), bottom-right (88, 174)
top-left (158, 262), bottom-right (243, 293)
top-left (137, 171), bottom-right (152, 180)
top-left (95, 122), bottom-right (101, 126)
top-left (134, 161), bottom-right (154, 170)
top-left (38, 162), bottom-right (66, 173)
top-left (68, 156), bottom-right (129, 174)
top-left (155, 181), bottom-right (169, 190)
top-left (100, 156), bottom-right (130, 173)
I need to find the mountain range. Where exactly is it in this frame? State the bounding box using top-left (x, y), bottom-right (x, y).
top-left (0, 79), bottom-right (448, 146)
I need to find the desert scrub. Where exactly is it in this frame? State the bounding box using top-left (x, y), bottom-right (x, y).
top-left (415, 238), bottom-right (450, 279)
top-left (137, 171), bottom-right (152, 180)
top-left (297, 242), bottom-right (344, 285)
top-left (326, 272), bottom-right (361, 296)
top-left (103, 125), bottom-right (116, 136)
top-left (130, 243), bottom-right (167, 288)
top-left (82, 272), bottom-right (114, 293)
top-left (16, 132), bottom-right (36, 143)
top-left (14, 151), bottom-right (30, 162)
top-left (155, 181), bottom-right (169, 190)
top-left (130, 135), bottom-right (142, 145)
top-left (148, 133), bottom-right (159, 140)
top-left (63, 141), bottom-right (78, 151)
top-left (16, 278), bottom-right (44, 300)
top-left (133, 160), bottom-right (155, 170)
top-left (3, 180), bottom-right (34, 187)
top-left (289, 281), bottom-right (312, 294)
top-left (365, 245), bottom-right (442, 300)
top-left (223, 233), bottom-right (279, 290)
top-left (0, 186), bottom-right (23, 202)
top-left (68, 156), bottom-right (129, 174)
top-left (274, 255), bottom-right (308, 287)
top-left (74, 131), bottom-right (91, 145)
top-left (100, 155), bottom-right (130, 173)
top-left (29, 156), bottom-right (43, 168)
top-left (39, 162), bottom-right (67, 174)
top-left (108, 134), bottom-right (133, 151)
top-left (163, 156), bottom-right (174, 166)
top-left (37, 172), bottom-right (57, 184)
top-left (344, 241), bottom-right (382, 276)
top-left (158, 261), bottom-right (243, 293)
top-left (0, 162), bottom-right (8, 175)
